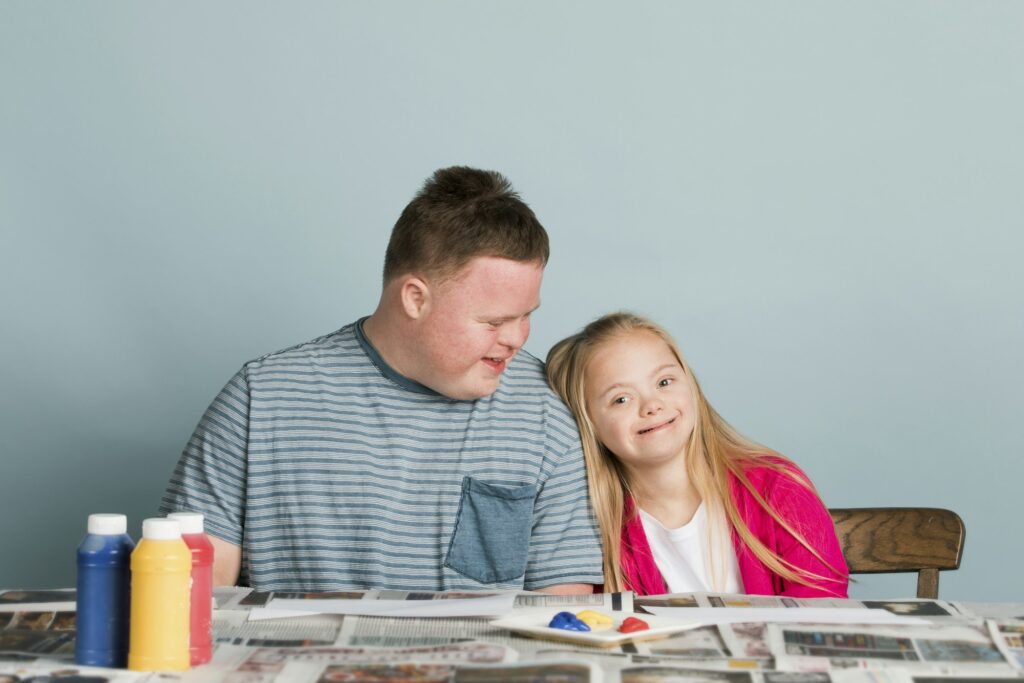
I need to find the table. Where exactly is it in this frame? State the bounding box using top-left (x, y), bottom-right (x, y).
top-left (2, 588), bottom-right (1022, 683)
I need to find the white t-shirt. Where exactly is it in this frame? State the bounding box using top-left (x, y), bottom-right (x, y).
top-left (638, 502), bottom-right (744, 594)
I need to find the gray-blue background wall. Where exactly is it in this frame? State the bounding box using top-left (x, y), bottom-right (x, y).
top-left (2, 2), bottom-right (1021, 600)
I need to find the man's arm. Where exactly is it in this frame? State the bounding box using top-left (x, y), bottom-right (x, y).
top-left (537, 583), bottom-right (594, 595)
top-left (209, 535), bottom-right (242, 586)
top-left (160, 369), bottom-right (251, 585)
top-left (523, 413), bottom-right (606, 589)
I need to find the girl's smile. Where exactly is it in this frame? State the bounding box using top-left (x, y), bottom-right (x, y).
top-left (637, 415), bottom-right (677, 436)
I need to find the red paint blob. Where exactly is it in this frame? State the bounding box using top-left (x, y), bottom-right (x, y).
top-left (618, 616), bottom-right (650, 633)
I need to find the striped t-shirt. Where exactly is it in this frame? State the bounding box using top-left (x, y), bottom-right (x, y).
top-left (160, 319), bottom-right (604, 591)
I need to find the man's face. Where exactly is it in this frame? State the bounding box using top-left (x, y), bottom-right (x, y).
top-left (415, 256), bottom-right (543, 400)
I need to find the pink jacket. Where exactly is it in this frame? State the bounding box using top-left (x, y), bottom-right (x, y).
top-left (620, 461), bottom-right (849, 597)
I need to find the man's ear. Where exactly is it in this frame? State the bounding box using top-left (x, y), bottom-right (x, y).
top-left (399, 276), bottom-right (431, 320)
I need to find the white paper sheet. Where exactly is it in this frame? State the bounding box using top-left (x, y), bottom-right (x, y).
top-left (250, 592), bottom-right (517, 620)
top-left (0, 601), bottom-right (76, 613)
top-left (644, 606), bottom-right (929, 626)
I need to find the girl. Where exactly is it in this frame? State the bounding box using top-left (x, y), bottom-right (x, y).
top-left (546, 312), bottom-right (848, 597)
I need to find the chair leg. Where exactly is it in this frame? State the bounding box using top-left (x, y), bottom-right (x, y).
top-left (917, 568), bottom-right (939, 599)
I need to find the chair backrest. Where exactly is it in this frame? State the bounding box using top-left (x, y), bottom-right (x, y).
top-left (829, 507), bottom-right (965, 599)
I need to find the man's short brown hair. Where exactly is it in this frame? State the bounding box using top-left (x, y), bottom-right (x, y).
top-left (383, 166), bottom-right (550, 283)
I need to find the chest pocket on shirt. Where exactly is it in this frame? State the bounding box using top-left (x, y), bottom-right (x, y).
top-left (444, 476), bottom-right (538, 584)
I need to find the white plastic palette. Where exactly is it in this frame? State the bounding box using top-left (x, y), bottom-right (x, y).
top-left (489, 611), bottom-right (702, 648)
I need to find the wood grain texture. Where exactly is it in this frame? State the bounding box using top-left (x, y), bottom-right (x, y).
top-left (829, 507), bottom-right (965, 599)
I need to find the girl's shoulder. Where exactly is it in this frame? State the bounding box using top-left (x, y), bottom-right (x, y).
top-left (733, 454), bottom-right (814, 493)
top-left (730, 455), bottom-right (830, 530)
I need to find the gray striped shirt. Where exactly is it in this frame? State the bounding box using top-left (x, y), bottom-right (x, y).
top-left (160, 319), bottom-right (603, 591)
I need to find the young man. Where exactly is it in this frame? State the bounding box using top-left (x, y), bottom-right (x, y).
top-left (160, 167), bottom-right (603, 593)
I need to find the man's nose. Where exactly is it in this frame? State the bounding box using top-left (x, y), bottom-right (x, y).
top-left (498, 318), bottom-right (530, 350)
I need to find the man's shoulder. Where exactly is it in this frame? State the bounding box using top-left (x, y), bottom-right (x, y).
top-left (242, 322), bottom-right (362, 374)
top-left (503, 348), bottom-right (545, 381)
top-left (502, 351), bottom-right (562, 404)
top-left (495, 350), bottom-right (580, 440)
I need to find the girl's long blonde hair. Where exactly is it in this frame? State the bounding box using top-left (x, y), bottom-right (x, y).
top-left (546, 312), bottom-right (844, 593)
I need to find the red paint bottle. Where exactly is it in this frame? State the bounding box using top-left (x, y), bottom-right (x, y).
top-left (167, 512), bottom-right (214, 666)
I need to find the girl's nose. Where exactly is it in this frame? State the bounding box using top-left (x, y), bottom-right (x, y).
top-left (640, 397), bottom-right (663, 416)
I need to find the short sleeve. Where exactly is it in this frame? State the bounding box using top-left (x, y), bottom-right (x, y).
top-left (522, 400), bottom-right (604, 589)
top-left (159, 368), bottom-right (250, 546)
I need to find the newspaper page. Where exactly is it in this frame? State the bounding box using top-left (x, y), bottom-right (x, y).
top-left (637, 595), bottom-right (703, 610)
top-left (328, 592), bottom-right (634, 654)
top-left (213, 610), bottom-right (344, 647)
top-left (0, 662), bottom-right (158, 683)
top-left (618, 665), bottom-right (760, 682)
top-left (537, 648), bottom-right (767, 673)
top-left (229, 590), bottom-right (431, 611)
top-left (231, 590), bottom-right (631, 613)
top-left (0, 591), bottom-right (77, 614)
top-left (768, 622), bottom-right (1014, 675)
top-left (857, 602), bottom-right (960, 621)
top-left (535, 651), bottom-right (913, 682)
top-left (540, 649), bottom-right (768, 680)
top-left (718, 623), bottom-right (772, 660)
top-left (256, 594), bottom-right (516, 619)
top-left (615, 665), bottom-right (915, 682)
top-left (209, 591), bottom-right (634, 659)
top-left (626, 656), bottom-right (767, 672)
top-left (764, 672), bottom-right (912, 683)
top-left (951, 603), bottom-right (1024, 621)
top-left (232, 589), bottom-right (626, 626)
top-left (311, 661), bottom-right (598, 683)
top-left (208, 640), bottom-right (516, 668)
top-left (709, 600), bottom-right (960, 660)
top-left (637, 595), bottom-right (957, 619)
top-left (213, 588), bottom-right (255, 611)
top-left (0, 610), bottom-right (77, 661)
top-left (700, 596), bottom-right (862, 610)
top-left (987, 619), bottom-right (1024, 670)
top-left (197, 642), bottom-right (600, 683)
top-left (333, 615), bottom-right (635, 658)
top-left (514, 592), bottom-right (633, 613)
top-left (633, 627), bottom-right (730, 659)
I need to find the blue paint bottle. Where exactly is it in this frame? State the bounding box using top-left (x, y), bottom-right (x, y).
top-left (76, 513), bottom-right (135, 667)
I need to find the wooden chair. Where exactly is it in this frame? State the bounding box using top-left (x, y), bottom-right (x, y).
top-left (829, 507), bottom-right (965, 599)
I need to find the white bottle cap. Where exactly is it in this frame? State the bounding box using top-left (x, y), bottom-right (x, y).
top-left (87, 514), bottom-right (128, 535)
top-left (167, 512), bottom-right (204, 534)
top-left (141, 518), bottom-right (182, 541)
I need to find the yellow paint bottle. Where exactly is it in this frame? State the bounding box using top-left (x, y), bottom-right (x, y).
top-left (128, 518), bottom-right (191, 671)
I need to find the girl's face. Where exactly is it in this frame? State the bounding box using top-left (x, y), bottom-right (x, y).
top-left (584, 330), bottom-right (696, 471)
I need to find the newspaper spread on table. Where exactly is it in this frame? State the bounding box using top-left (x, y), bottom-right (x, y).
top-left (2, 589), bottom-right (1022, 683)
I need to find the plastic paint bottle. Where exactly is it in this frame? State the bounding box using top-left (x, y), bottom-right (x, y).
top-left (167, 512), bottom-right (214, 666)
top-left (75, 513), bottom-right (135, 667)
top-left (128, 518), bottom-right (191, 671)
